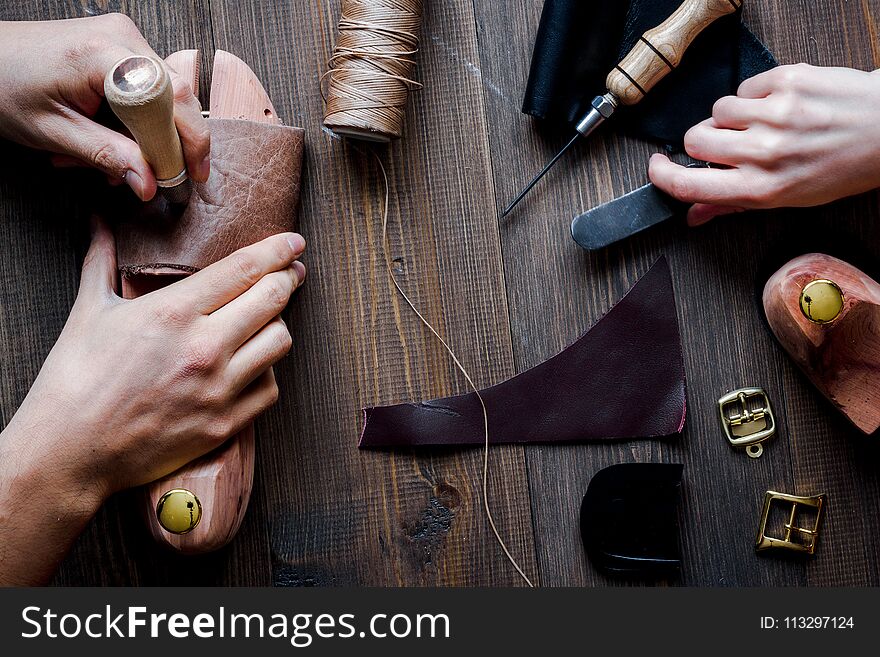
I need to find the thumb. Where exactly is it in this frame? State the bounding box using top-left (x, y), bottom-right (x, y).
top-left (168, 68), bottom-right (211, 183)
top-left (686, 203), bottom-right (744, 227)
top-left (79, 216), bottom-right (119, 302)
top-left (42, 112), bottom-right (158, 201)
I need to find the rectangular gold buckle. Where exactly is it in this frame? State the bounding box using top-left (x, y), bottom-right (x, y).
top-left (718, 387), bottom-right (775, 457)
top-left (755, 491), bottom-right (825, 555)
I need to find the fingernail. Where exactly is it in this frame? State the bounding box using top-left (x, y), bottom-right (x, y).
top-left (292, 261), bottom-right (307, 285)
top-left (287, 233), bottom-right (306, 255)
top-left (124, 170), bottom-right (147, 200)
top-left (196, 153), bottom-right (210, 182)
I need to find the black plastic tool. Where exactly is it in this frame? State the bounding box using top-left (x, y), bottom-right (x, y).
top-left (580, 463), bottom-right (684, 577)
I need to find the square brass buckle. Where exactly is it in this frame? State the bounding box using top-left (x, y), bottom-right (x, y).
top-left (718, 387), bottom-right (775, 458)
top-left (755, 491), bottom-right (825, 555)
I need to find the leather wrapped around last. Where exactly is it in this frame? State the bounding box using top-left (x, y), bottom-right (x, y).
top-left (116, 118), bottom-right (305, 275)
top-left (359, 257), bottom-right (686, 448)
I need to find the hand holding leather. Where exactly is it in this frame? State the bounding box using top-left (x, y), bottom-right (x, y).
top-left (117, 119), bottom-right (303, 273)
top-left (649, 65), bottom-right (880, 225)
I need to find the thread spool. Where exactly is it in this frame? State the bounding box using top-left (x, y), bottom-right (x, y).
top-left (322, 0), bottom-right (424, 142)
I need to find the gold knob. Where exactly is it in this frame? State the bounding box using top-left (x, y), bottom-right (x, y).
top-left (799, 279), bottom-right (844, 324)
top-left (156, 488), bottom-right (202, 534)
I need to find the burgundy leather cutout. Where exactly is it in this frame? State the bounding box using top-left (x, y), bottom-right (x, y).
top-left (116, 118), bottom-right (305, 276)
top-left (359, 257), bottom-right (686, 448)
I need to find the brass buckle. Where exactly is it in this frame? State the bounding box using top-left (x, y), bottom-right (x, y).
top-left (718, 387), bottom-right (775, 458)
top-left (755, 491), bottom-right (825, 555)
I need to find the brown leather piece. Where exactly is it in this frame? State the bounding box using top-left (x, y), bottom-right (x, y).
top-left (116, 118), bottom-right (305, 275)
top-left (359, 257), bottom-right (687, 448)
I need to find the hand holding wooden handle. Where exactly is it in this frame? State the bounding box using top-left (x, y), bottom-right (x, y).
top-left (607, 0), bottom-right (743, 105)
top-left (104, 55), bottom-right (187, 186)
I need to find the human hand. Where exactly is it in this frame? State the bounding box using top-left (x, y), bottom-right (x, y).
top-left (4, 219), bottom-right (305, 503)
top-left (0, 14), bottom-right (209, 201)
top-left (648, 64), bottom-right (880, 225)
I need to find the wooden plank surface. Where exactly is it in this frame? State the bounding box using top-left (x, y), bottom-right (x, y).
top-left (0, 0), bottom-right (877, 586)
top-left (472, 0), bottom-right (880, 587)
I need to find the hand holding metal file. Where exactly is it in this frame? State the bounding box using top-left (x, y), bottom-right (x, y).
top-left (105, 55), bottom-right (191, 204)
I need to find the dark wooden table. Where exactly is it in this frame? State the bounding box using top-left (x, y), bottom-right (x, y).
top-left (1, 0), bottom-right (878, 586)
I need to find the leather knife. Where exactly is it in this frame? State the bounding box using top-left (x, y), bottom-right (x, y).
top-left (571, 180), bottom-right (685, 251)
top-left (571, 162), bottom-right (709, 251)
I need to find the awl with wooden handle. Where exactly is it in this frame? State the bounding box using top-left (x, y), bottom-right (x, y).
top-left (104, 55), bottom-right (190, 204)
top-left (502, 0), bottom-right (743, 217)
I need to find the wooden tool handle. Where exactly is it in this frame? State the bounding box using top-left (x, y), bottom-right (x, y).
top-left (607, 0), bottom-right (743, 105)
top-left (104, 55), bottom-right (186, 185)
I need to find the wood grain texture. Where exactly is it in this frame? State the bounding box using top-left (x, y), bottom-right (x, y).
top-left (141, 426), bottom-right (256, 554)
top-left (210, 50), bottom-right (281, 123)
top-left (0, 0), bottom-right (877, 586)
top-left (207, 0), bottom-right (537, 586)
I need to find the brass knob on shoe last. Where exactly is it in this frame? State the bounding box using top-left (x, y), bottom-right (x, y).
top-left (156, 488), bottom-right (202, 534)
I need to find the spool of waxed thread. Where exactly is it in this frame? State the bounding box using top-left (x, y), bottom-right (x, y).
top-left (322, 0), bottom-right (424, 142)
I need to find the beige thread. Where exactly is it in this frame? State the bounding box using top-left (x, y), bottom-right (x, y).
top-left (325, 0), bottom-right (534, 587)
top-left (322, 0), bottom-right (424, 141)
top-left (369, 148), bottom-right (534, 587)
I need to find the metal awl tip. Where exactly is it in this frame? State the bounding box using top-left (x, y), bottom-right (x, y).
top-left (501, 133), bottom-right (581, 218)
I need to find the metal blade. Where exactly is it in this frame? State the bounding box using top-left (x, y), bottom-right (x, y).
top-left (570, 182), bottom-right (685, 251)
top-left (501, 133), bottom-right (581, 218)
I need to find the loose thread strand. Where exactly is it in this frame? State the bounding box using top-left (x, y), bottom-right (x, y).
top-left (368, 148), bottom-right (535, 588)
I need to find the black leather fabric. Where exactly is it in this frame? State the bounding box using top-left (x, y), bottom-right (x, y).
top-left (522, 0), bottom-right (630, 126)
top-left (522, 0), bottom-right (777, 146)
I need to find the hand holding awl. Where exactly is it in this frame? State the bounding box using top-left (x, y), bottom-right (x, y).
top-left (104, 55), bottom-right (190, 203)
top-left (503, 0), bottom-right (743, 217)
